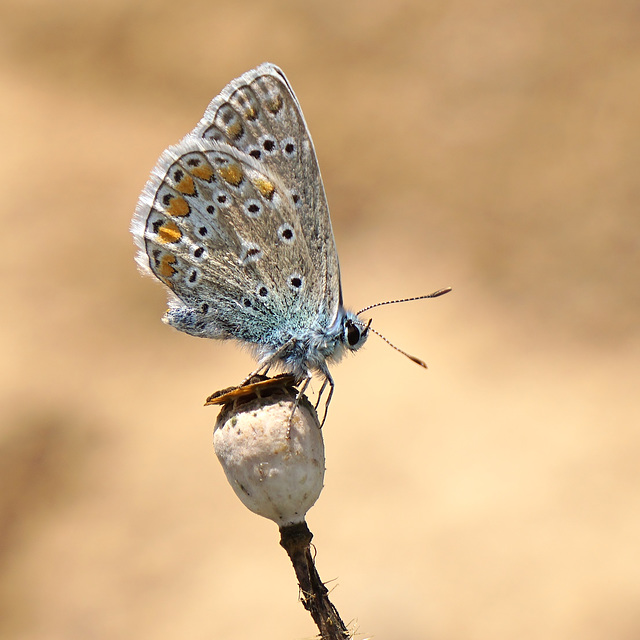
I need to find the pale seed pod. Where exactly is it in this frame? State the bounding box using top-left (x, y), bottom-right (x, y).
top-left (208, 376), bottom-right (325, 527)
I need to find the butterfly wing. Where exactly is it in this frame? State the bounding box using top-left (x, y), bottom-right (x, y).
top-left (191, 63), bottom-right (343, 322)
top-left (132, 135), bottom-right (329, 350)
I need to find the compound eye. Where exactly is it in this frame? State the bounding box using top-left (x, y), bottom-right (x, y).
top-left (346, 321), bottom-right (361, 347)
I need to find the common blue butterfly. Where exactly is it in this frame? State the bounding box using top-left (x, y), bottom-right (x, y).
top-left (131, 63), bottom-right (450, 411)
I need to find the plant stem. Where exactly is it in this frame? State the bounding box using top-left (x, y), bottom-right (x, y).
top-left (279, 521), bottom-right (351, 640)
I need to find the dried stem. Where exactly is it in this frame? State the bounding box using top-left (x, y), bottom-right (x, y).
top-left (279, 521), bottom-right (351, 640)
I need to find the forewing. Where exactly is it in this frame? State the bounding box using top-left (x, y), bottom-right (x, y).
top-left (131, 136), bottom-right (322, 345)
top-left (191, 63), bottom-right (342, 321)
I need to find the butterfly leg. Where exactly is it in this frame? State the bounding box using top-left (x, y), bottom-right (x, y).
top-left (316, 367), bottom-right (334, 428)
top-left (240, 360), bottom-right (272, 386)
top-left (314, 378), bottom-right (328, 410)
top-left (286, 371), bottom-right (313, 438)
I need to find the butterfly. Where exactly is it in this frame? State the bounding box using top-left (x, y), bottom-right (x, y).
top-left (131, 63), bottom-right (450, 414)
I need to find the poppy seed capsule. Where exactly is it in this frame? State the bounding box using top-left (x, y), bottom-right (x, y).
top-left (211, 378), bottom-right (325, 527)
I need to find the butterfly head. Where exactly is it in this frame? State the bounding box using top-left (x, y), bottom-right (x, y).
top-left (342, 313), bottom-right (371, 352)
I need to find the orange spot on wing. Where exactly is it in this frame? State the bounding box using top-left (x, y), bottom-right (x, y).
top-left (175, 174), bottom-right (196, 195)
top-left (158, 253), bottom-right (177, 278)
top-left (227, 121), bottom-right (243, 139)
top-left (266, 94), bottom-right (283, 113)
top-left (157, 221), bottom-right (182, 244)
top-left (255, 178), bottom-right (275, 199)
top-left (189, 162), bottom-right (214, 181)
top-left (218, 163), bottom-right (243, 186)
top-left (166, 195), bottom-right (190, 217)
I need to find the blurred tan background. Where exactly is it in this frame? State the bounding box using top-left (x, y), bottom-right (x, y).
top-left (1, 1), bottom-right (639, 638)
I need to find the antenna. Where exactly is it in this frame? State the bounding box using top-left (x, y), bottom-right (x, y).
top-left (356, 286), bottom-right (452, 368)
top-left (368, 326), bottom-right (428, 368)
top-left (357, 287), bottom-right (452, 316)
